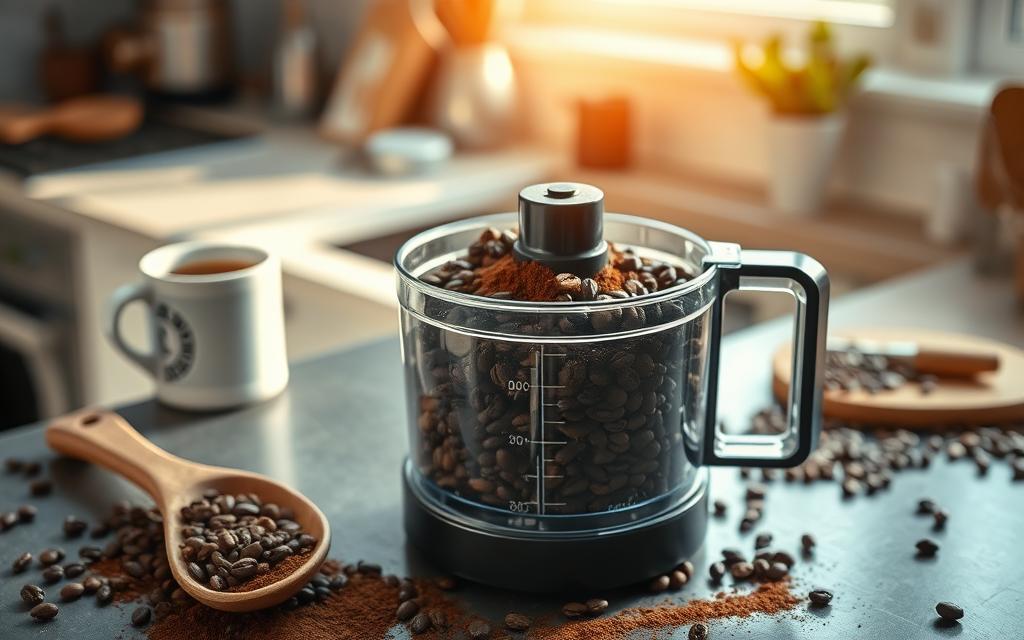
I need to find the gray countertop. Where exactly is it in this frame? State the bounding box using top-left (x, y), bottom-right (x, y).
top-left (2, 260), bottom-right (1022, 638)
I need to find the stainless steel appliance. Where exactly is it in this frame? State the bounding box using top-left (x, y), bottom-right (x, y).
top-left (105, 0), bottom-right (234, 99)
top-left (0, 204), bottom-right (78, 430)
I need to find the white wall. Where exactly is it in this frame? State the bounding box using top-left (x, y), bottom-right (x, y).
top-left (510, 42), bottom-right (987, 216)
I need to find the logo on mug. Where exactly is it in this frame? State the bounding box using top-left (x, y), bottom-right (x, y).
top-left (156, 303), bottom-right (195, 382)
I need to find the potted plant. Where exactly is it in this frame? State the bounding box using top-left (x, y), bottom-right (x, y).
top-left (735, 23), bottom-right (870, 216)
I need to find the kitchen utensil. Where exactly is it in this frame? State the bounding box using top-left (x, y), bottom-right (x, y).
top-left (774, 328), bottom-right (1024, 427)
top-left (430, 41), bottom-right (516, 149)
top-left (0, 95), bottom-right (142, 145)
top-left (827, 336), bottom-right (1000, 377)
top-left (320, 0), bottom-right (436, 144)
top-left (104, 0), bottom-right (234, 99)
top-left (46, 408), bottom-right (330, 612)
top-left (364, 127), bottom-right (453, 175)
top-left (107, 242), bottom-right (288, 411)
top-left (395, 181), bottom-right (829, 591)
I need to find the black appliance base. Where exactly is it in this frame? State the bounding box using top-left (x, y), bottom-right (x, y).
top-left (403, 465), bottom-right (708, 593)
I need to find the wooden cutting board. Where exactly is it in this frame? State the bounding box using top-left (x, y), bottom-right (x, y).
top-left (773, 328), bottom-right (1024, 428)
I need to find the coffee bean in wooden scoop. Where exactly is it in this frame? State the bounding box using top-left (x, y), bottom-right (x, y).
top-left (44, 409), bottom-right (331, 613)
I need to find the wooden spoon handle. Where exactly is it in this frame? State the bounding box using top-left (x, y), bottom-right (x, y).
top-left (913, 348), bottom-right (1000, 377)
top-left (45, 409), bottom-right (191, 500)
top-left (0, 108), bottom-right (53, 144)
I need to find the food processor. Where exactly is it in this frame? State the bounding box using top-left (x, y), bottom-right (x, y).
top-left (396, 182), bottom-right (829, 591)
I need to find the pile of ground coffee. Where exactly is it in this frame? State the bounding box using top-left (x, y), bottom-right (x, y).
top-left (147, 569), bottom-right (400, 640)
top-left (228, 554), bottom-right (310, 592)
top-left (418, 227), bottom-right (688, 302)
top-left (536, 581), bottom-right (799, 640)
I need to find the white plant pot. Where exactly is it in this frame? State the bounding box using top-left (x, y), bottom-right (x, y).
top-left (766, 114), bottom-right (846, 217)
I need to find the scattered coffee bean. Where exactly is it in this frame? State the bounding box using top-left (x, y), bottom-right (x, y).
top-left (935, 601), bottom-right (964, 621)
top-left (39, 547), bottom-right (64, 566)
top-left (562, 602), bottom-right (588, 619)
top-left (586, 598), bottom-right (609, 615)
top-left (754, 532), bottom-right (773, 549)
top-left (29, 479), bottom-right (53, 496)
top-left (709, 562), bottom-right (726, 582)
top-left (397, 599), bottom-right (420, 621)
top-left (712, 500), bottom-right (727, 517)
top-left (800, 533), bottom-right (816, 551)
top-left (809, 589), bottom-right (833, 606)
top-left (689, 622), bottom-right (709, 640)
top-left (23, 461), bottom-right (43, 477)
top-left (668, 570), bottom-right (688, 590)
top-left (730, 562), bottom-right (754, 580)
top-left (20, 584), bottom-right (46, 606)
top-left (64, 562), bottom-right (85, 578)
top-left (721, 548), bottom-right (744, 565)
top-left (357, 560), bottom-right (381, 575)
top-left (429, 610), bottom-right (448, 630)
top-left (679, 560), bottom-right (695, 579)
top-left (60, 582), bottom-right (85, 601)
top-left (5, 457), bottom-right (24, 473)
top-left (752, 559), bottom-right (770, 580)
top-left (772, 551), bottom-right (796, 568)
top-left (30, 602), bottom-right (59, 621)
top-left (63, 515), bottom-right (88, 538)
top-left (745, 484), bottom-right (766, 501)
top-left (915, 538), bottom-right (939, 558)
top-left (468, 619), bottom-right (491, 639)
top-left (767, 562), bottom-right (789, 581)
top-left (83, 576), bottom-right (103, 593)
top-left (410, 611), bottom-right (432, 634)
top-left (42, 565), bottom-right (64, 583)
top-left (504, 612), bottom-right (531, 631)
top-left (649, 575), bottom-right (670, 592)
top-left (17, 504), bottom-right (37, 522)
top-left (79, 545), bottom-right (102, 561)
top-left (933, 509), bottom-right (949, 530)
top-left (132, 605), bottom-right (152, 627)
top-left (96, 584), bottom-right (113, 605)
top-left (329, 574), bottom-right (347, 590)
top-left (12, 551), bottom-right (32, 573)
top-left (1012, 458), bottom-right (1024, 481)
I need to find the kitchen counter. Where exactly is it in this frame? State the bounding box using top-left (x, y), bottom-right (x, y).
top-left (2, 260), bottom-right (1022, 638)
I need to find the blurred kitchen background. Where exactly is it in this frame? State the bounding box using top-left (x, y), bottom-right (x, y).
top-left (0, 0), bottom-right (1022, 430)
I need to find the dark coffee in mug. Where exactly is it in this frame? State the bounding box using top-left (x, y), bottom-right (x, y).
top-left (171, 259), bottom-right (257, 276)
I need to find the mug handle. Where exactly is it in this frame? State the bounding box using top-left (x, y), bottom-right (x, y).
top-left (700, 242), bottom-right (829, 467)
top-left (106, 281), bottom-right (158, 375)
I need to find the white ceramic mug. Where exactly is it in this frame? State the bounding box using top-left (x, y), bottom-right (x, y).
top-left (107, 242), bottom-right (288, 410)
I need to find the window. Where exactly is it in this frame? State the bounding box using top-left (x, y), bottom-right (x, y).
top-left (615, 1), bottom-right (893, 27)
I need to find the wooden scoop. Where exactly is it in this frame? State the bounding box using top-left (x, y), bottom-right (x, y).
top-left (0, 94), bottom-right (142, 144)
top-left (45, 409), bottom-right (331, 612)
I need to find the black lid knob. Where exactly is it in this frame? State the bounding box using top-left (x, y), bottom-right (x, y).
top-left (512, 182), bottom-right (609, 276)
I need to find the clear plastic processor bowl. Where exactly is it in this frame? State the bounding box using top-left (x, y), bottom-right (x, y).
top-left (396, 209), bottom-right (828, 592)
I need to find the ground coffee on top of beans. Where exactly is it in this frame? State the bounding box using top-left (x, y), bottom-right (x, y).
top-left (418, 227), bottom-right (690, 302)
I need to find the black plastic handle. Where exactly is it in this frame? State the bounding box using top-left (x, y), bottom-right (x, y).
top-left (700, 243), bottom-right (829, 467)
